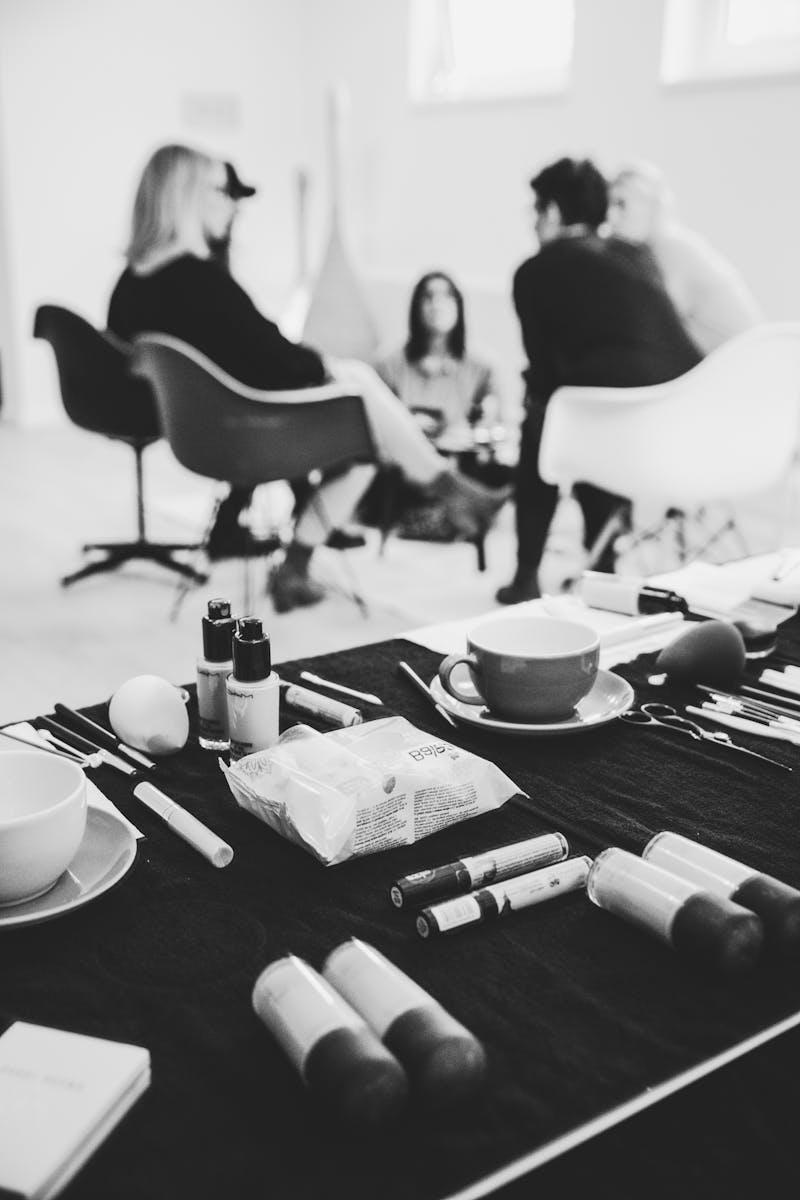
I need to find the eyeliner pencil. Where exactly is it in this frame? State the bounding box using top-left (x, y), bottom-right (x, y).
top-left (54, 702), bottom-right (156, 769)
top-left (398, 661), bottom-right (458, 728)
top-left (36, 716), bottom-right (138, 776)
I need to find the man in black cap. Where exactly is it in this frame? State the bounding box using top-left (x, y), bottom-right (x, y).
top-left (204, 160), bottom-right (368, 559)
top-left (206, 161), bottom-right (256, 273)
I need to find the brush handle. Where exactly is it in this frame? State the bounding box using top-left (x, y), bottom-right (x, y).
top-left (687, 705), bottom-right (800, 745)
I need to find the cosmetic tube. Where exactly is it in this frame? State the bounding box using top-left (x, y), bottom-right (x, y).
top-left (197, 598), bottom-right (236, 751)
top-left (322, 939), bottom-right (486, 1109)
top-left (643, 832), bottom-right (800, 957)
top-left (390, 831), bottom-right (569, 909)
top-left (578, 572), bottom-right (688, 616)
top-left (226, 617), bottom-right (279, 760)
top-left (587, 848), bottom-right (763, 974)
top-left (280, 682), bottom-right (362, 728)
top-left (252, 955), bottom-right (407, 1127)
top-left (416, 856), bottom-right (591, 939)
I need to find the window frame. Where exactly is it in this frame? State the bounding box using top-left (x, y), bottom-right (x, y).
top-left (408, 0), bottom-right (575, 107)
top-left (661, 0), bottom-right (800, 86)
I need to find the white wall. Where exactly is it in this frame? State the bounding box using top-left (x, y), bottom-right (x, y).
top-left (299, 0), bottom-right (800, 414)
top-left (1, 0), bottom-right (798, 425)
top-left (0, 0), bottom-right (308, 424)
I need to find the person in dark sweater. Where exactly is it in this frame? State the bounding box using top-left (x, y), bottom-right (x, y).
top-left (496, 157), bottom-right (702, 605)
top-left (109, 145), bottom-right (509, 612)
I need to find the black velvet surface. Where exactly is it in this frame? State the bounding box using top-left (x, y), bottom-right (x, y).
top-left (4, 625), bottom-right (800, 1200)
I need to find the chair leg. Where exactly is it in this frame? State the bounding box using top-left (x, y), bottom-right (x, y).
top-left (474, 535), bottom-right (487, 573)
top-left (62, 544), bottom-right (209, 588)
top-left (583, 506), bottom-right (630, 572)
top-left (308, 492), bottom-right (368, 617)
top-left (63, 442), bottom-right (206, 589)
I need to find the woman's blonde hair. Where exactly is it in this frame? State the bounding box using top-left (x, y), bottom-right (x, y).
top-left (125, 144), bottom-right (216, 266)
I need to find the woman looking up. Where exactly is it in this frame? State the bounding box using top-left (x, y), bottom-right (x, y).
top-left (375, 271), bottom-right (500, 444)
top-left (108, 145), bottom-right (510, 612)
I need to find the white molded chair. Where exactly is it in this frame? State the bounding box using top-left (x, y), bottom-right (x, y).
top-left (539, 322), bottom-right (800, 571)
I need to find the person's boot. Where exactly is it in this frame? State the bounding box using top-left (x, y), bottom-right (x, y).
top-left (428, 469), bottom-right (512, 541)
top-left (325, 526), bottom-right (367, 551)
top-left (266, 543), bottom-right (325, 614)
top-left (206, 489), bottom-right (280, 561)
top-left (495, 565), bottom-right (541, 605)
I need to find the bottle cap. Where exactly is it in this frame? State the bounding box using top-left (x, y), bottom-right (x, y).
top-left (383, 1005), bottom-right (487, 1110)
top-left (304, 1026), bottom-right (408, 1128)
top-left (733, 874), bottom-right (800, 957)
top-left (232, 617), bottom-right (271, 682)
top-left (639, 586), bottom-right (689, 615)
top-left (201, 598), bottom-right (236, 662)
top-left (671, 891), bottom-right (764, 974)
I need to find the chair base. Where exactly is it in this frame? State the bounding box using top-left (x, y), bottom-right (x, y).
top-left (583, 502), bottom-right (751, 578)
top-left (62, 540), bottom-right (208, 588)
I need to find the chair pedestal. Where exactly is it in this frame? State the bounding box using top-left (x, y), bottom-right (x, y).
top-left (62, 540), bottom-right (208, 588)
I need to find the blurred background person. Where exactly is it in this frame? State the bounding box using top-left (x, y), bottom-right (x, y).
top-left (496, 156), bottom-right (701, 605)
top-left (108, 144), bottom-right (509, 612)
top-left (375, 270), bottom-right (500, 443)
top-left (607, 159), bottom-right (762, 356)
top-left (366, 270), bottom-right (511, 541)
top-left (206, 160), bottom-right (256, 272)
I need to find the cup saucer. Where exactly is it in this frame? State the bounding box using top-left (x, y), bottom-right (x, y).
top-left (429, 669), bottom-right (635, 736)
top-left (0, 806), bottom-right (137, 930)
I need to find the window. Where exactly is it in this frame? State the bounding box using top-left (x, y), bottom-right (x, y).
top-left (662, 0), bottom-right (800, 83)
top-left (409, 0), bottom-right (575, 104)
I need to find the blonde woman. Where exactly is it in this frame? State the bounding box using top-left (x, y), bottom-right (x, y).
top-left (109, 145), bottom-right (509, 612)
top-left (607, 160), bottom-right (761, 356)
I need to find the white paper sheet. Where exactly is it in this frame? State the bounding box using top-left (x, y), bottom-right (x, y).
top-left (403, 595), bottom-right (686, 669)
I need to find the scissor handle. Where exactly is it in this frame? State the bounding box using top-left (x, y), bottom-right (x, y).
top-left (641, 703), bottom-right (679, 719)
top-left (620, 710), bottom-right (653, 726)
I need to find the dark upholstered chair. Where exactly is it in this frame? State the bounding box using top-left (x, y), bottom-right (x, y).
top-left (129, 332), bottom-right (376, 612)
top-left (33, 305), bottom-right (206, 587)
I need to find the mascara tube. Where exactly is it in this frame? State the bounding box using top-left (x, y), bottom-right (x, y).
top-left (281, 682), bottom-right (363, 728)
top-left (587, 847), bottom-right (764, 974)
top-left (577, 572), bottom-right (689, 616)
top-left (390, 832), bottom-right (568, 909)
top-left (322, 940), bottom-right (487, 1109)
top-left (643, 832), bottom-right (800, 957)
top-left (252, 955), bottom-right (407, 1128)
top-left (417, 856), bottom-right (591, 938)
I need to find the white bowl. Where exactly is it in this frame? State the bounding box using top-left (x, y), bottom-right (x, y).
top-left (0, 752), bottom-right (87, 906)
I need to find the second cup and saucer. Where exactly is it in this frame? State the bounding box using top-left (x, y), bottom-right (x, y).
top-left (434, 613), bottom-right (634, 737)
top-left (430, 669), bottom-right (634, 735)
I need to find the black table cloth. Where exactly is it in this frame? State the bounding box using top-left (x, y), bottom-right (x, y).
top-left (3, 623), bottom-right (800, 1200)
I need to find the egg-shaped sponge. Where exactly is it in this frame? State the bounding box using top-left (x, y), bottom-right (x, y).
top-left (109, 674), bottom-right (189, 755)
top-left (654, 620), bottom-right (746, 687)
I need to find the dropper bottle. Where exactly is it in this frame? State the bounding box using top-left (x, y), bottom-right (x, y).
top-left (197, 598), bottom-right (237, 751)
top-left (225, 617), bottom-right (280, 760)
top-left (578, 572), bottom-right (689, 617)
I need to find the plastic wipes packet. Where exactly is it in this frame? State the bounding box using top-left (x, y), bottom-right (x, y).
top-left (220, 715), bottom-right (523, 865)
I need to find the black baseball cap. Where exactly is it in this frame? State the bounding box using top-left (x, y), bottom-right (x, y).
top-left (224, 162), bottom-right (256, 200)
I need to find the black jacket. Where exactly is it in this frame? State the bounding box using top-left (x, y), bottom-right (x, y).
top-left (108, 254), bottom-right (326, 390)
top-left (513, 235), bottom-right (702, 404)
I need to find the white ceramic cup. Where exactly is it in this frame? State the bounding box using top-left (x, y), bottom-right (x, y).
top-left (0, 751), bottom-right (87, 906)
top-left (438, 615), bottom-right (600, 721)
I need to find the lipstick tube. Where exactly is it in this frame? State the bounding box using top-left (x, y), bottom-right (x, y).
top-left (643, 831), bottom-right (800, 957)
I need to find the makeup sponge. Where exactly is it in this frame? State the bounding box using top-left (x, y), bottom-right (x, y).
top-left (654, 620), bottom-right (746, 687)
top-left (109, 675), bottom-right (189, 755)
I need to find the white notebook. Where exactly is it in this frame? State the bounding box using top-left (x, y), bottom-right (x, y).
top-left (0, 1021), bottom-right (150, 1200)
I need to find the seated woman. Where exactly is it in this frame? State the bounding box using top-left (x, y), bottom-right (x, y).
top-left (107, 145), bottom-right (509, 613)
top-left (375, 271), bottom-right (500, 443)
top-left (368, 271), bottom-right (509, 539)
